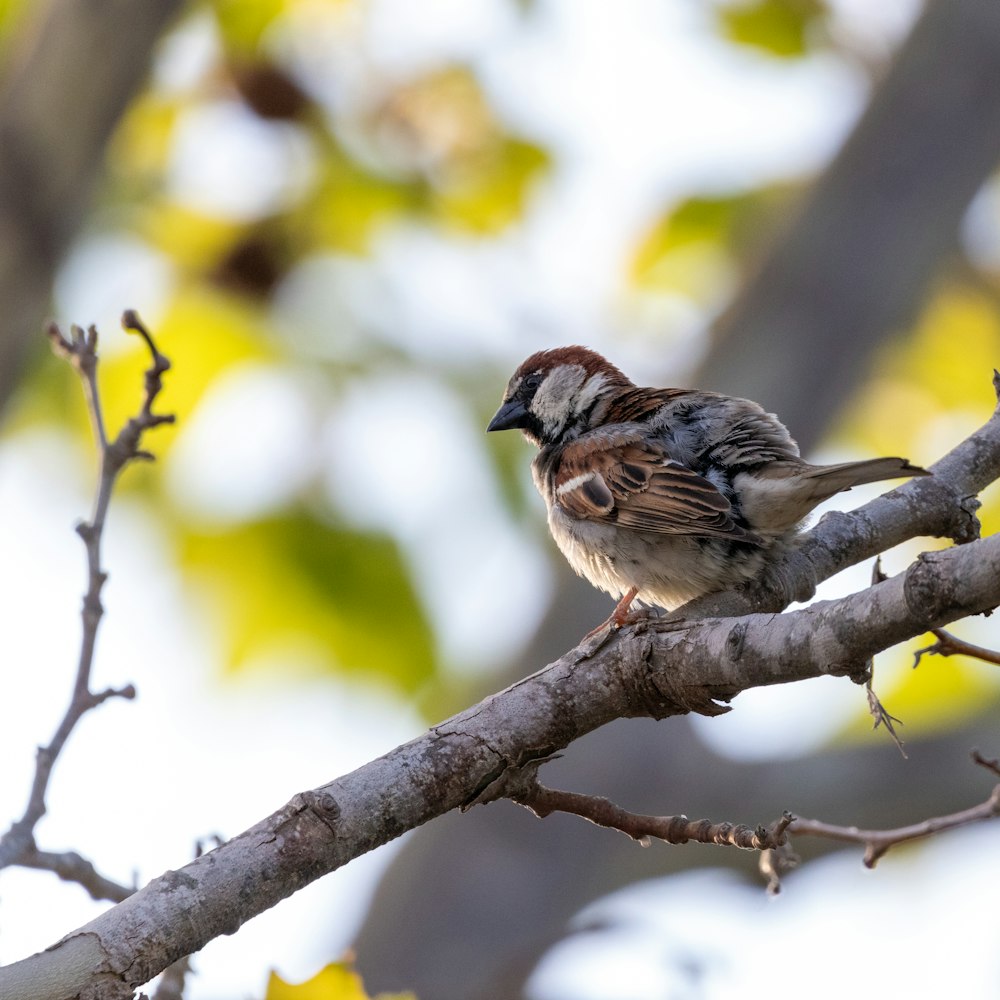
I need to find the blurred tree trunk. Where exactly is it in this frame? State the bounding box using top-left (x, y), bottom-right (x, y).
top-left (698, 0), bottom-right (1000, 438)
top-left (0, 0), bottom-right (182, 414)
top-left (354, 0), bottom-right (1000, 996)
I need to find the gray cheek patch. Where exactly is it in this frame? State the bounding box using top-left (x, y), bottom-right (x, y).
top-left (532, 365), bottom-right (586, 437)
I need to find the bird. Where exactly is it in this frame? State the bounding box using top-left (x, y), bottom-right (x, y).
top-left (487, 346), bottom-right (928, 628)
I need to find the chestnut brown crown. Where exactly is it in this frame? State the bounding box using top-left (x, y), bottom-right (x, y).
top-left (487, 346), bottom-right (633, 446)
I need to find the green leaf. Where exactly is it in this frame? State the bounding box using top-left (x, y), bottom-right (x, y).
top-left (181, 513), bottom-right (436, 692)
top-left (303, 149), bottom-right (420, 254)
top-left (717, 0), bottom-right (827, 59)
top-left (433, 138), bottom-right (549, 235)
top-left (630, 188), bottom-right (792, 295)
top-left (211, 0), bottom-right (292, 54)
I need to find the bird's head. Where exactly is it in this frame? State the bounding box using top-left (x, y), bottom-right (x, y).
top-left (487, 346), bottom-right (632, 447)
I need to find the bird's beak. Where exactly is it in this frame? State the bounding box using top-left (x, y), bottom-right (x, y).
top-left (487, 398), bottom-right (528, 432)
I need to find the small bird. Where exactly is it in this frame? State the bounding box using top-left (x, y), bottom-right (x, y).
top-left (487, 346), bottom-right (927, 627)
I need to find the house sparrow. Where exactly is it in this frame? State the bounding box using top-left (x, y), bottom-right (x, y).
top-left (487, 346), bottom-right (927, 625)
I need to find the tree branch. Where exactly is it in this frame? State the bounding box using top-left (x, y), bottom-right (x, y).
top-left (913, 627), bottom-right (1000, 668)
top-left (0, 314), bottom-right (171, 902)
top-left (498, 750), bottom-right (1000, 884)
top-left (788, 783), bottom-right (1000, 870)
top-left (503, 765), bottom-right (794, 852)
top-left (16, 848), bottom-right (132, 904)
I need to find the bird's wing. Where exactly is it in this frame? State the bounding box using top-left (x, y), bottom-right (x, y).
top-left (553, 431), bottom-right (759, 541)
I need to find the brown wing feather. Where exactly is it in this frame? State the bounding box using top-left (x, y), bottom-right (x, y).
top-left (555, 433), bottom-right (759, 541)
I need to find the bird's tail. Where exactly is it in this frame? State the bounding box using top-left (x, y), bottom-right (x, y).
top-left (803, 456), bottom-right (929, 500)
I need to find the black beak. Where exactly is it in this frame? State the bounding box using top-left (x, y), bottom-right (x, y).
top-left (487, 398), bottom-right (528, 432)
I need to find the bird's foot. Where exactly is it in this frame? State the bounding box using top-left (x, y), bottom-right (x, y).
top-left (582, 587), bottom-right (642, 641)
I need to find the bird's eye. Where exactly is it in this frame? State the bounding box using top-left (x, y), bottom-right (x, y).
top-left (522, 373), bottom-right (543, 393)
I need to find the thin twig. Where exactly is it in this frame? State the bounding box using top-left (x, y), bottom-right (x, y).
top-left (19, 847), bottom-right (132, 903)
top-left (759, 841), bottom-right (799, 896)
top-left (505, 768), bottom-right (793, 851)
top-left (913, 627), bottom-right (1000, 668)
top-left (971, 749), bottom-right (1000, 778)
top-left (503, 755), bottom-right (1000, 888)
top-left (0, 313), bottom-right (172, 902)
top-left (788, 785), bottom-right (1000, 869)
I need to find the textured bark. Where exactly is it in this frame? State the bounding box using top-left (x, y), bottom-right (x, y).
top-left (2, 393), bottom-right (999, 999)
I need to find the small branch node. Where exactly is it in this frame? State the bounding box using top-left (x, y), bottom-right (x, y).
top-left (971, 749), bottom-right (1000, 779)
top-left (914, 628), bottom-right (1000, 668)
top-left (90, 684), bottom-right (137, 708)
top-left (759, 841), bottom-right (799, 896)
top-left (863, 842), bottom-right (888, 869)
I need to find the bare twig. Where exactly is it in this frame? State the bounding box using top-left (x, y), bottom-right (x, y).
top-left (759, 842), bottom-right (799, 896)
top-left (788, 784), bottom-right (1000, 868)
top-left (913, 627), bottom-right (1000, 668)
top-left (0, 313), bottom-right (172, 900)
top-left (504, 767), bottom-right (792, 851)
top-left (18, 847), bottom-right (132, 903)
top-left (501, 754), bottom-right (1000, 884)
top-left (971, 749), bottom-right (1000, 778)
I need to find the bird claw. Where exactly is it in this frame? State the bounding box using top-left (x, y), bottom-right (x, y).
top-left (581, 587), bottom-right (646, 641)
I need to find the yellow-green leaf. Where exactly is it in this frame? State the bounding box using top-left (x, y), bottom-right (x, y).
top-left (433, 138), bottom-right (549, 235)
top-left (211, 0), bottom-right (293, 54)
top-left (717, 0), bottom-right (827, 59)
top-left (840, 285), bottom-right (1000, 461)
top-left (181, 513), bottom-right (436, 691)
top-left (303, 151), bottom-right (419, 254)
top-left (267, 961), bottom-right (416, 1000)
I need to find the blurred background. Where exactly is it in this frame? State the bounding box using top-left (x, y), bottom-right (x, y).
top-left (1, 0), bottom-right (1000, 997)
